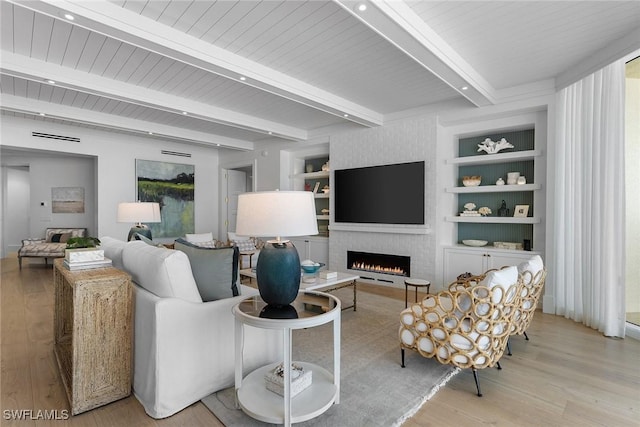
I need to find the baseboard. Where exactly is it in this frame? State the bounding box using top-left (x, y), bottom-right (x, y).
top-left (625, 322), bottom-right (640, 341)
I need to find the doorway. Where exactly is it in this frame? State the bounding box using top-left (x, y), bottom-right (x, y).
top-left (1, 165), bottom-right (30, 257)
top-left (220, 162), bottom-right (255, 240)
top-left (625, 56), bottom-right (640, 329)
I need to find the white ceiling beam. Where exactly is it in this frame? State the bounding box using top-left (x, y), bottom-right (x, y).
top-left (335, 0), bottom-right (496, 107)
top-left (15, 0), bottom-right (383, 128)
top-left (1, 51), bottom-right (305, 141)
top-left (0, 94), bottom-right (255, 151)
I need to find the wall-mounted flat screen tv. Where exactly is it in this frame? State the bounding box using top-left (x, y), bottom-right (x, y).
top-left (334, 161), bottom-right (425, 225)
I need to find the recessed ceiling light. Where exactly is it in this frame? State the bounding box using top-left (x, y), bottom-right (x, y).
top-left (239, 76), bottom-right (247, 81)
top-left (461, 86), bottom-right (469, 91)
top-left (63, 13), bottom-right (74, 21)
top-left (343, 114), bottom-right (349, 118)
top-left (357, 3), bottom-right (367, 12)
top-left (148, 131), bottom-right (153, 135)
top-left (46, 79), bottom-right (56, 84)
top-left (268, 131), bottom-right (273, 135)
top-left (216, 143), bottom-right (221, 147)
top-left (39, 113), bottom-right (45, 116)
top-left (182, 111), bottom-right (188, 115)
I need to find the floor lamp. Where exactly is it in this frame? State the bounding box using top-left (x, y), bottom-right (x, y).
top-left (235, 191), bottom-right (318, 306)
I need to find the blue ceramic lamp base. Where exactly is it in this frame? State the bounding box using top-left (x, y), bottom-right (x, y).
top-left (255, 241), bottom-right (301, 306)
top-left (128, 226), bottom-right (152, 241)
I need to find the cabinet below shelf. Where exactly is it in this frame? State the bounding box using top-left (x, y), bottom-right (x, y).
top-left (446, 216), bottom-right (540, 224)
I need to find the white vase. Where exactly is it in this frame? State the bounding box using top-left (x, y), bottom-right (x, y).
top-left (517, 176), bottom-right (526, 185)
top-left (507, 172), bottom-right (520, 185)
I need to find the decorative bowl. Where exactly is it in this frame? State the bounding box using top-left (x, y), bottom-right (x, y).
top-left (462, 176), bottom-right (481, 187)
top-left (300, 262), bottom-right (325, 273)
top-left (462, 239), bottom-right (488, 247)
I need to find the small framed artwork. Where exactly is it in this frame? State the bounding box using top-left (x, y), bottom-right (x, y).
top-left (514, 205), bottom-right (530, 218)
top-left (313, 182), bottom-right (320, 193)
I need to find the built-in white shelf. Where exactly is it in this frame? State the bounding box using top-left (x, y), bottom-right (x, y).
top-left (446, 183), bottom-right (541, 193)
top-left (314, 193), bottom-right (330, 199)
top-left (292, 170), bottom-right (330, 179)
top-left (446, 149), bottom-right (542, 166)
top-left (316, 215), bottom-right (330, 220)
top-left (446, 216), bottom-right (540, 224)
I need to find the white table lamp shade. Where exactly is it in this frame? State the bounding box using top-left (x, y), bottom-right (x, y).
top-left (117, 202), bottom-right (161, 225)
top-left (235, 191), bottom-right (318, 238)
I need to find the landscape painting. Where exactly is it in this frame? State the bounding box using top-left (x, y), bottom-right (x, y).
top-left (135, 159), bottom-right (195, 238)
top-left (51, 187), bottom-right (84, 213)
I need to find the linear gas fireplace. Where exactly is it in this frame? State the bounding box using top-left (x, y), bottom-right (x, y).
top-left (347, 251), bottom-right (410, 278)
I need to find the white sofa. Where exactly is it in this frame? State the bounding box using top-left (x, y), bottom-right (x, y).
top-left (100, 237), bottom-right (283, 419)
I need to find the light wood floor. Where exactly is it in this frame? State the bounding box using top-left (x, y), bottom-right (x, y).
top-left (2, 256), bottom-right (639, 426)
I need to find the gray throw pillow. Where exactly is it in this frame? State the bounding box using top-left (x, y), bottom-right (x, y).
top-left (174, 238), bottom-right (239, 301)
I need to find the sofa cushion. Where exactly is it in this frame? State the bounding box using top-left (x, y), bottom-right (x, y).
top-left (174, 238), bottom-right (239, 301)
top-left (50, 232), bottom-right (72, 243)
top-left (122, 241), bottom-right (202, 303)
top-left (45, 228), bottom-right (86, 242)
top-left (99, 236), bottom-right (127, 270)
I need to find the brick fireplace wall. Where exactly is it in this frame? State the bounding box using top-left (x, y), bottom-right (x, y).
top-left (329, 114), bottom-right (438, 288)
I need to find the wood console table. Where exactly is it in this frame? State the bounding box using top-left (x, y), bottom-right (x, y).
top-left (53, 259), bottom-right (133, 415)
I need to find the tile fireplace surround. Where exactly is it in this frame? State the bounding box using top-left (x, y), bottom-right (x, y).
top-left (330, 230), bottom-right (434, 288)
top-left (328, 115), bottom-right (437, 288)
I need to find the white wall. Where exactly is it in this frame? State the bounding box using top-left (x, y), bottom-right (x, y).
top-left (626, 77), bottom-right (640, 313)
top-left (0, 115), bottom-right (221, 245)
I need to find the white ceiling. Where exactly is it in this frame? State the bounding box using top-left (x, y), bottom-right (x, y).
top-left (1, 0), bottom-right (639, 151)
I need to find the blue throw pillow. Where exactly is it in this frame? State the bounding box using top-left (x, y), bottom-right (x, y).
top-left (174, 238), bottom-right (239, 301)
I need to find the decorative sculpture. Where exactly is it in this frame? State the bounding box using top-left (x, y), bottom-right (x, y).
top-left (498, 200), bottom-right (509, 217)
top-left (477, 138), bottom-right (514, 154)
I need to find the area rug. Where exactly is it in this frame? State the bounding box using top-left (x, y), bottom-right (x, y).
top-left (201, 288), bottom-right (459, 426)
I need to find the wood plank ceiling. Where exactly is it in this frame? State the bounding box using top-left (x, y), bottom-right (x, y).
top-left (1, 0), bottom-right (639, 151)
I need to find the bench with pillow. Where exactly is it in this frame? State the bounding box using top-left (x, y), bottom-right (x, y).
top-left (18, 227), bottom-right (87, 269)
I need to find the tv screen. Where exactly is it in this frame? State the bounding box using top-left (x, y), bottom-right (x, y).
top-left (334, 161), bottom-right (425, 225)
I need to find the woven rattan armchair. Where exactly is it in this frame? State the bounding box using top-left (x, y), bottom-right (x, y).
top-left (509, 256), bottom-right (546, 349)
top-left (399, 266), bottom-right (523, 396)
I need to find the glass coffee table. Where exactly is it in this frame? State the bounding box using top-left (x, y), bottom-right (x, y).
top-left (233, 291), bottom-right (341, 427)
top-left (239, 269), bottom-right (359, 311)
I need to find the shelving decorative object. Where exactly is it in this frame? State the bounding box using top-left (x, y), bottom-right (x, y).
top-left (292, 155), bottom-right (330, 238)
top-left (447, 128), bottom-right (541, 246)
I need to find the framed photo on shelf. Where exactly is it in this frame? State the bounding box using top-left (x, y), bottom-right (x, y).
top-left (514, 205), bottom-right (530, 218)
top-left (313, 182), bottom-right (320, 193)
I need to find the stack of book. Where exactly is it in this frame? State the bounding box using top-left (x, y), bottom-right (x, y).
top-left (460, 210), bottom-right (481, 217)
top-left (63, 257), bottom-right (112, 271)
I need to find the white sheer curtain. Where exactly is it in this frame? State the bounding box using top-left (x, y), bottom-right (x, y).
top-left (552, 59), bottom-right (626, 337)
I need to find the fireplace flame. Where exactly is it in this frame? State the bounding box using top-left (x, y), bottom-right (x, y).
top-left (350, 262), bottom-right (407, 276)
